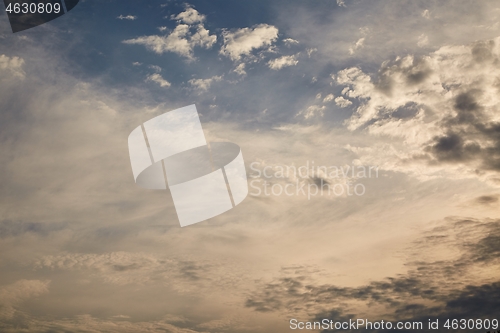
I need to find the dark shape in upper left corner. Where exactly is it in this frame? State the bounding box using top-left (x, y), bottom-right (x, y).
top-left (3, 0), bottom-right (79, 33)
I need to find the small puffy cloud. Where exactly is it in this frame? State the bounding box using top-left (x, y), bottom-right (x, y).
top-left (171, 6), bottom-right (205, 24)
top-left (0, 54), bottom-right (25, 78)
top-left (334, 96), bottom-right (353, 108)
top-left (148, 65), bottom-right (162, 72)
top-left (233, 63), bottom-right (246, 76)
top-left (267, 55), bottom-right (298, 70)
top-left (146, 73), bottom-right (171, 88)
top-left (132, 62), bottom-right (142, 66)
top-left (188, 75), bottom-right (222, 92)
top-left (283, 38), bottom-right (299, 47)
top-left (117, 15), bottom-right (137, 20)
top-left (158, 26), bottom-right (167, 32)
top-left (323, 94), bottom-right (334, 103)
top-left (220, 24), bottom-right (279, 61)
top-left (422, 9), bottom-right (430, 19)
top-left (336, 0), bottom-right (346, 7)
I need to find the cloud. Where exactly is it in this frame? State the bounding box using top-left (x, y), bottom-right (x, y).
top-left (117, 15), bottom-right (137, 20)
top-left (0, 280), bottom-right (50, 319)
top-left (335, 36), bottom-right (500, 180)
top-left (245, 218), bottom-right (500, 322)
top-left (148, 65), bottom-right (161, 72)
top-left (123, 8), bottom-right (216, 60)
top-left (334, 96), bottom-right (352, 108)
top-left (323, 94), bottom-right (334, 103)
top-left (0, 220), bottom-right (67, 238)
top-left (171, 6), bottom-right (205, 24)
top-left (233, 63), bottom-right (246, 76)
top-left (188, 75), bottom-right (222, 91)
top-left (0, 54), bottom-right (25, 78)
top-left (0, 314), bottom-right (208, 333)
top-left (220, 24), bottom-right (279, 61)
top-left (267, 55), bottom-right (299, 70)
top-left (475, 194), bottom-right (499, 205)
top-left (336, 0), bottom-right (346, 7)
top-left (297, 105), bottom-right (326, 119)
top-left (283, 38), bottom-right (299, 47)
top-left (348, 28), bottom-right (368, 55)
top-left (2, 4), bottom-right (500, 332)
top-left (417, 33), bottom-right (429, 47)
top-left (146, 73), bottom-right (171, 87)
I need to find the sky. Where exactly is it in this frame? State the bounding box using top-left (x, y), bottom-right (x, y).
top-left (0, 0), bottom-right (500, 332)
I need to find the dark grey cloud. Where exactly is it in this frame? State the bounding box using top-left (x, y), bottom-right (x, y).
top-left (245, 218), bottom-right (500, 331)
top-left (424, 89), bottom-right (500, 170)
top-left (475, 195), bottom-right (499, 205)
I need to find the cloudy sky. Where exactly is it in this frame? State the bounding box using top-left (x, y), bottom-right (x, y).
top-left (1, 0), bottom-right (500, 332)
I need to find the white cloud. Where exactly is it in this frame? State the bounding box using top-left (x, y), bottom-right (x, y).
top-left (220, 24), bottom-right (279, 61)
top-left (335, 96), bottom-right (353, 107)
top-left (123, 9), bottom-right (216, 61)
top-left (337, 0), bottom-right (346, 7)
top-left (158, 26), bottom-right (167, 32)
top-left (171, 6), bottom-right (205, 24)
top-left (190, 24), bottom-right (217, 49)
top-left (422, 9), bottom-right (431, 19)
top-left (132, 62), bottom-right (142, 66)
top-left (283, 38), bottom-right (299, 46)
top-left (188, 75), bottom-right (222, 91)
top-left (117, 15), bottom-right (137, 20)
top-left (336, 36), bottom-right (500, 182)
top-left (233, 63), bottom-right (246, 76)
top-left (267, 55), bottom-right (298, 70)
top-left (148, 65), bottom-right (162, 72)
top-left (146, 73), bottom-right (171, 88)
top-left (323, 94), bottom-right (334, 103)
top-left (0, 54), bottom-right (25, 78)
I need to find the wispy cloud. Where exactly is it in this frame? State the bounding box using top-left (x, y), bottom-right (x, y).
top-left (267, 55), bottom-right (298, 70)
top-left (146, 73), bottom-right (171, 87)
top-left (188, 75), bottom-right (222, 92)
top-left (0, 54), bottom-right (25, 78)
top-left (117, 15), bottom-right (137, 20)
